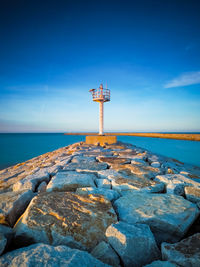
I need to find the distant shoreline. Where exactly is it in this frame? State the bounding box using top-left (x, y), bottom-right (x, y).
top-left (64, 133), bottom-right (200, 141)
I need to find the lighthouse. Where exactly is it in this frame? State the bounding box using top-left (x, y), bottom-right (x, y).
top-left (89, 84), bottom-right (110, 135)
top-left (86, 83), bottom-right (116, 145)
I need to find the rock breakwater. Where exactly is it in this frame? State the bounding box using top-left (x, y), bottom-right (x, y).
top-left (0, 141), bottom-right (200, 266)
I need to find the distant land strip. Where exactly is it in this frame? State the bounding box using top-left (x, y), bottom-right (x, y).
top-left (64, 133), bottom-right (200, 141)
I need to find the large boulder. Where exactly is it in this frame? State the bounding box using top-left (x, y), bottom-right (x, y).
top-left (106, 222), bottom-right (160, 267)
top-left (0, 233), bottom-right (7, 256)
top-left (91, 241), bottom-right (121, 267)
top-left (71, 156), bottom-right (96, 163)
top-left (111, 176), bottom-right (164, 194)
top-left (144, 260), bottom-right (178, 267)
top-left (46, 171), bottom-right (96, 192)
top-left (99, 167), bottom-right (164, 194)
top-left (185, 186), bottom-right (200, 203)
top-left (95, 179), bottom-right (111, 189)
top-left (0, 190), bottom-right (35, 227)
top-left (154, 174), bottom-right (200, 195)
top-left (62, 161), bottom-right (108, 171)
top-left (111, 163), bottom-right (161, 180)
top-left (162, 233), bottom-right (200, 267)
top-left (0, 243), bottom-right (110, 266)
top-left (14, 192), bottom-right (117, 251)
top-left (114, 192), bottom-right (199, 244)
top-left (12, 168), bottom-right (51, 192)
top-left (97, 157), bottom-right (131, 165)
top-left (0, 225), bottom-right (14, 252)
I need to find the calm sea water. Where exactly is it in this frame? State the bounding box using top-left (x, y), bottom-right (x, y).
top-left (0, 133), bottom-right (200, 170)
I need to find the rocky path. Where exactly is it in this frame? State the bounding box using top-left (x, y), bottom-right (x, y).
top-left (0, 141), bottom-right (200, 266)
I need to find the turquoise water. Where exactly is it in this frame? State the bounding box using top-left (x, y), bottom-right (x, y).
top-left (0, 133), bottom-right (200, 170)
top-left (117, 136), bottom-right (200, 167)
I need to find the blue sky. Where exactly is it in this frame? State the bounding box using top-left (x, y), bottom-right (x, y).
top-left (0, 0), bottom-right (200, 133)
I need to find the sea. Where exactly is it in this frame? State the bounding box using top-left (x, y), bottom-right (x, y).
top-left (0, 133), bottom-right (200, 170)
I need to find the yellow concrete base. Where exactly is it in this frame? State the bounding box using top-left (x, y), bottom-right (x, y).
top-left (85, 135), bottom-right (117, 145)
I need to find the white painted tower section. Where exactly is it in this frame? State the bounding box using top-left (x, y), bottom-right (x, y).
top-left (99, 101), bottom-right (104, 135)
top-left (89, 84), bottom-right (110, 136)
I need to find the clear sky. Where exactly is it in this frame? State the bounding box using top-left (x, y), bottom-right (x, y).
top-left (0, 0), bottom-right (200, 133)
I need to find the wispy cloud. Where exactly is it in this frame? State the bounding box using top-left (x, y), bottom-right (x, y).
top-left (164, 71), bottom-right (200, 88)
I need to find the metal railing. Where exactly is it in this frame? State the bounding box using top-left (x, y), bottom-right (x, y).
top-left (91, 88), bottom-right (110, 102)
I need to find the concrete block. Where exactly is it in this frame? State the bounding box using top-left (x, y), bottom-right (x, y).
top-left (85, 135), bottom-right (117, 145)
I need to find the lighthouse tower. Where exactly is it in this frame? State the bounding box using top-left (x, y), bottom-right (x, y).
top-left (86, 83), bottom-right (116, 145)
top-left (89, 84), bottom-right (110, 135)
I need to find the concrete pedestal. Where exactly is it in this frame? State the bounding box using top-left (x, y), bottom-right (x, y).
top-left (85, 135), bottom-right (117, 146)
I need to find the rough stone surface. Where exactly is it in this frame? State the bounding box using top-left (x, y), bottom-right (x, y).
top-left (0, 233), bottom-right (7, 256)
top-left (95, 179), bottom-right (111, 189)
top-left (151, 162), bottom-right (161, 168)
top-left (0, 190), bottom-right (35, 227)
top-left (114, 192), bottom-right (199, 244)
top-left (71, 155), bottom-right (96, 163)
top-left (106, 222), bottom-right (160, 267)
top-left (97, 169), bottom-right (121, 180)
top-left (155, 174), bottom-right (200, 195)
top-left (111, 175), bottom-right (164, 194)
top-left (76, 187), bottom-right (120, 202)
top-left (162, 233), bottom-right (200, 267)
top-left (62, 161), bottom-right (108, 171)
top-left (46, 171), bottom-right (96, 192)
top-left (91, 241), bottom-right (120, 267)
top-left (0, 225), bottom-right (14, 250)
top-left (111, 163), bottom-right (161, 180)
top-left (144, 260), bottom-right (178, 267)
top-left (97, 157), bottom-right (131, 165)
top-left (185, 186), bottom-right (200, 203)
top-left (0, 243), bottom-right (110, 266)
top-left (37, 181), bottom-right (47, 193)
top-left (1, 140), bottom-right (200, 264)
top-left (12, 168), bottom-right (51, 192)
top-left (14, 192), bottom-right (117, 251)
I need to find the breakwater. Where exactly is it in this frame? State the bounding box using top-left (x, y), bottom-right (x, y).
top-left (0, 141), bottom-right (200, 266)
top-left (65, 132), bottom-right (200, 141)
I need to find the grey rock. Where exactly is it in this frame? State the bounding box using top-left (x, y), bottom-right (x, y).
top-left (37, 181), bottom-right (47, 193)
top-left (151, 162), bottom-right (161, 168)
top-left (95, 179), bottom-right (111, 189)
top-left (106, 222), bottom-right (160, 267)
top-left (114, 192), bottom-right (199, 245)
top-left (12, 168), bottom-right (50, 192)
top-left (71, 155), bottom-right (96, 163)
top-left (0, 190), bottom-right (35, 227)
top-left (161, 233), bottom-right (200, 267)
top-left (14, 192), bottom-right (117, 251)
top-left (154, 174), bottom-right (200, 195)
top-left (185, 186), bottom-right (200, 203)
top-left (97, 169), bottom-right (121, 180)
top-left (0, 225), bottom-right (14, 248)
top-left (62, 161), bottom-right (108, 171)
top-left (131, 158), bottom-right (146, 165)
top-left (148, 155), bottom-right (160, 164)
top-left (46, 171), bottom-right (96, 192)
top-left (111, 176), bottom-right (164, 194)
top-left (0, 233), bottom-right (7, 255)
top-left (76, 187), bottom-right (120, 201)
top-left (91, 241), bottom-right (120, 267)
top-left (0, 243), bottom-right (110, 266)
top-left (144, 260), bottom-right (178, 267)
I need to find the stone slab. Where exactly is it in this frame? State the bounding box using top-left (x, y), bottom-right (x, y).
top-left (14, 192), bottom-right (117, 251)
top-left (0, 243), bottom-right (110, 266)
top-left (114, 192), bottom-right (199, 245)
top-left (162, 233), bottom-right (200, 267)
